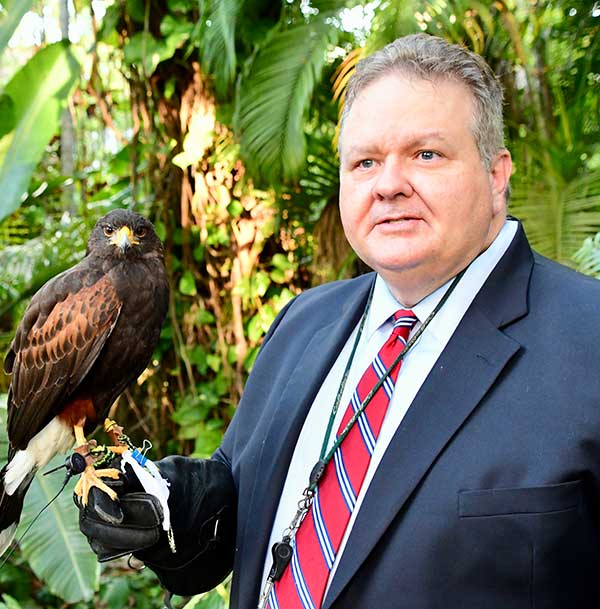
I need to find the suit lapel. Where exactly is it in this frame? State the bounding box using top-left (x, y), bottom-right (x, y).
top-left (324, 224), bottom-right (534, 608)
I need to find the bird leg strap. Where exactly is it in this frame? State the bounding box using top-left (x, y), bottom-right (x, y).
top-left (73, 418), bottom-right (135, 471)
top-left (104, 418), bottom-right (133, 454)
top-left (72, 419), bottom-right (124, 505)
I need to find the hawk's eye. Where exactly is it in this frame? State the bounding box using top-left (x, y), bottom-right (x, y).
top-left (134, 227), bottom-right (147, 238)
top-left (103, 225), bottom-right (114, 237)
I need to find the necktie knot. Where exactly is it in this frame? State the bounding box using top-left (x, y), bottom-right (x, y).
top-left (391, 309), bottom-right (417, 343)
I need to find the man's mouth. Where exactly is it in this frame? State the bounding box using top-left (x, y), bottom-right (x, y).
top-left (376, 214), bottom-right (422, 225)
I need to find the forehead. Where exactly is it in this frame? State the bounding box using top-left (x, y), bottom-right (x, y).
top-left (101, 211), bottom-right (144, 226)
top-left (340, 73), bottom-right (477, 154)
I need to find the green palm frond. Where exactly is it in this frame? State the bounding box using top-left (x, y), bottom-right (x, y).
top-left (573, 232), bottom-right (600, 278)
top-left (235, 21), bottom-right (340, 184)
top-left (510, 169), bottom-right (600, 267)
top-left (0, 218), bottom-right (87, 316)
top-left (198, 0), bottom-right (241, 98)
top-left (0, 215), bottom-right (33, 246)
top-left (0, 0), bottom-right (33, 57)
top-left (309, 0), bottom-right (363, 11)
top-left (288, 131), bottom-right (340, 221)
top-left (365, 0), bottom-right (420, 54)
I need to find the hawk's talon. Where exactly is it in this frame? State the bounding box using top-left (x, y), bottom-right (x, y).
top-left (107, 445), bottom-right (128, 455)
top-left (104, 418), bottom-right (129, 447)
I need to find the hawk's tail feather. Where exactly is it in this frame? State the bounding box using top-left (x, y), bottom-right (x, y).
top-left (0, 463), bottom-right (34, 557)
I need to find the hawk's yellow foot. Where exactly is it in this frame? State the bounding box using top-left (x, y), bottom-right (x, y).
top-left (74, 465), bottom-right (120, 506)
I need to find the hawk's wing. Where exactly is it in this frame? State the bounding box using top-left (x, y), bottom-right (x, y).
top-left (4, 274), bottom-right (122, 450)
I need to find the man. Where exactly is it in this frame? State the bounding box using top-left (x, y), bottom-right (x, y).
top-left (78, 34), bottom-right (600, 608)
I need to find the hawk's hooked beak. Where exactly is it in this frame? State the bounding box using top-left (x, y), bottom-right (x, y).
top-left (110, 226), bottom-right (139, 252)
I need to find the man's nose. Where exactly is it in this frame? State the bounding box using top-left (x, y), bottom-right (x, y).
top-left (372, 159), bottom-right (414, 200)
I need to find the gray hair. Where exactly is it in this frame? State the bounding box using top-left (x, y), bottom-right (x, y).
top-left (339, 34), bottom-right (506, 170)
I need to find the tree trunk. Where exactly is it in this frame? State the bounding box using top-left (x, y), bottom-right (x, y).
top-left (59, 0), bottom-right (76, 213)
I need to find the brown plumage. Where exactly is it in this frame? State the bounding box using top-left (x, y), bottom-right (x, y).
top-left (0, 209), bottom-right (169, 555)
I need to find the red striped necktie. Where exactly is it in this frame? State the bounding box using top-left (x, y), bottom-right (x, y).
top-left (267, 309), bottom-right (418, 609)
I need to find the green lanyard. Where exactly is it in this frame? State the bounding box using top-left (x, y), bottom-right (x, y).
top-left (258, 268), bottom-right (468, 604)
top-left (309, 266), bottom-right (468, 492)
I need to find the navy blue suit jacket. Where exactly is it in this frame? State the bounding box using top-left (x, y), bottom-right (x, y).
top-left (215, 223), bottom-right (600, 608)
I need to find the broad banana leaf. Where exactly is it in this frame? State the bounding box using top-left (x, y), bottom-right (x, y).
top-left (0, 0), bottom-right (33, 58)
top-left (0, 398), bottom-right (99, 603)
top-left (0, 41), bottom-right (80, 223)
top-left (17, 459), bottom-right (100, 603)
top-left (0, 594), bottom-right (24, 609)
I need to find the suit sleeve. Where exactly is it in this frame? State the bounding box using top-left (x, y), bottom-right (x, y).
top-left (219, 295), bottom-right (297, 461)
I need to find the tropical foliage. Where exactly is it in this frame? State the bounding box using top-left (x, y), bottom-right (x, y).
top-left (0, 0), bottom-right (598, 607)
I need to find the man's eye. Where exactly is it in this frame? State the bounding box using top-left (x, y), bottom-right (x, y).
top-left (418, 150), bottom-right (437, 161)
top-left (358, 159), bottom-right (374, 169)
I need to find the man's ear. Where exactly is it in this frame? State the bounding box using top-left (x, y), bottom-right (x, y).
top-left (490, 149), bottom-right (513, 214)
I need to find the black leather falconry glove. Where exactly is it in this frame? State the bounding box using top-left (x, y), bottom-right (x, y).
top-left (75, 456), bottom-right (236, 595)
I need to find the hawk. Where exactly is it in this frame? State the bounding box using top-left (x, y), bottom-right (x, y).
top-left (0, 209), bottom-right (169, 556)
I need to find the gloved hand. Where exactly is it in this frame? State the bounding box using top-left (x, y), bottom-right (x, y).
top-left (75, 455), bottom-right (236, 595)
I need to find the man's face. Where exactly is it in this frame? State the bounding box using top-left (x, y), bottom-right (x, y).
top-left (339, 74), bottom-right (511, 305)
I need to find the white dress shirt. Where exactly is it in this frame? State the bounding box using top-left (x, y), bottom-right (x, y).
top-left (260, 219), bottom-right (518, 597)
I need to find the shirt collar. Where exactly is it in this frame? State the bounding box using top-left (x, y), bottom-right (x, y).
top-left (366, 218), bottom-right (519, 341)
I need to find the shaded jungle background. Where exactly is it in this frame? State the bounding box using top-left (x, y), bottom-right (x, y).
top-left (0, 0), bottom-right (598, 607)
